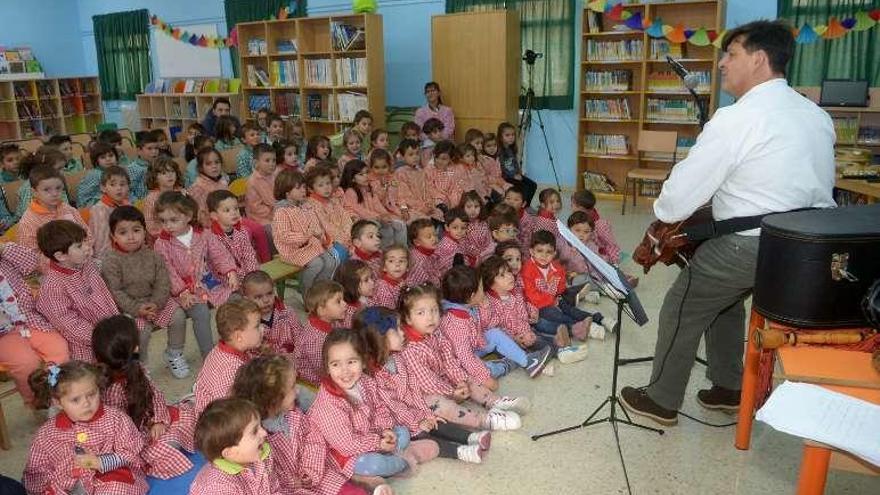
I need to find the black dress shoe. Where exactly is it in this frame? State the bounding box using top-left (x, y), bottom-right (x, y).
top-left (620, 386), bottom-right (678, 426)
top-left (696, 385), bottom-right (741, 412)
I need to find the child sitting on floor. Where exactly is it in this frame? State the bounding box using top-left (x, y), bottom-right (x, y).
top-left (460, 191), bottom-right (492, 262)
top-left (571, 189), bottom-right (622, 266)
top-left (350, 219), bottom-right (383, 275)
top-left (434, 207), bottom-right (474, 272)
top-left (193, 299), bottom-right (263, 416)
top-left (208, 190), bottom-right (260, 280)
top-left (189, 398), bottom-right (278, 494)
top-left (406, 218), bottom-right (440, 286)
top-left (153, 191), bottom-right (238, 359)
top-left (101, 206), bottom-right (187, 374)
top-left (24, 361), bottom-right (149, 495)
top-left (231, 355), bottom-right (359, 494)
top-left (307, 165), bottom-right (353, 252)
top-left (272, 169), bottom-right (338, 294)
top-left (341, 159), bottom-right (407, 246)
top-left (394, 139), bottom-right (442, 222)
top-left (304, 135), bottom-right (332, 171)
top-left (334, 259), bottom-right (376, 328)
top-left (337, 129), bottom-right (364, 171)
top-left (143, 156), bottom-right (185, 242)
top-left (296, 280), bottom-right (347, 385)
top-left (373, 245), bottom-right (408, 309)
top-left (93, 316), bottom-right (195, 479)
top-left (89, 165), bottom-right (131, 260)
top-left (35, 220), bottom-right (118, 363)
top-left (240, 270), bottom-right (300, 359)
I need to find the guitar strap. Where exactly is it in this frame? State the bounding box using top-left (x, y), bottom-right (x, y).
top-left (683, 208), bottom-right (816, 242)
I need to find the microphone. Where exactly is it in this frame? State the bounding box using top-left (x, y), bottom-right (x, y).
top-left (665, 55), bottom-right (700, 90)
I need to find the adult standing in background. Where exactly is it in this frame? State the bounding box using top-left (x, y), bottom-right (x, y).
top-left (201, 98), bottom-right (241, 137)
top-left (414, 82), bottom-right (456, 140)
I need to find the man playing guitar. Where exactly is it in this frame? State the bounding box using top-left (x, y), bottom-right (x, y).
top-left (620, 20), bottom-right (836, 426)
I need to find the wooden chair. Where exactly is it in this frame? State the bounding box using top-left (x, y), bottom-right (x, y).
top-left (64, 171), bottom-right (87, 206)
top-left (1, 180), bottom-right (23, 216)
top-left (0, 223), bottom-right (19, 243)
top-left (261, 256), bottom-right (301, 298)
top-left (228, 177), bottom-right (248, 198)
top-left (118, 128), bottom-right (135, 143)
top-left (14, 138), bottom-right (44, 154)
top-left (219, 147), bottom-right (242, 176)
top-left (69, 133), bottom-right (92, 149)
top-left (622, 130), bottom-right (678, 215)
top-left (0, 364), bottom-right (16, 450)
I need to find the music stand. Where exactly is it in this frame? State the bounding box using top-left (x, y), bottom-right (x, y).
top-left (531, 222), bottom-right (661, 495)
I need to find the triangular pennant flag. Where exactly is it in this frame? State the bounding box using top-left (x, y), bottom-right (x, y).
top-left (813, 24), bottom-right (828, 36)
top-left (198, 35), bottom-right (207, 47)
top-left (795, 24), bottom-right (818, 44)
top-left (587, 0), bottom-right (606, 13)
top-left (172, 28), bottom-right (180, 38)
top-left (712, 29), bottom-right (727, 48)
top-left (689, 27), bottom-right (710, 46)
top-left (180, 31), bottom-right (189, 40)
top-left (189, 34), bottom-right (198, 45)
top-left (707, 29), bottom-right (718, 42)
top-left (666, 24), bottom-right (687, 43)
top-left (608, 3), bottom-right (624, 22)
top-left (870, 9), bottom-right (880, 22)
top-left (852, 11), bottom-right (876, 31)
top-left (791, 27), bottom-right (800, 39)
top-left (646, 18), bottom-right (665, 38)
top-left (841, 17), bottom-right (856, 30)
top-left (624, 12), bottom-right (643, 31)
top-left (621, 10), bottom-right (633, 21)
top-left (823, 17), bottom-right (847, 38)
top-left (684, 29), bottom-right (695, 39)
top-left (229, 27), bottom-right (239, 47)
top-left (641, 16), bottom-right (652, 30)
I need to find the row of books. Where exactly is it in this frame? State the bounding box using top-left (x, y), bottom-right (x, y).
top-left (646, 98), bottom-right (699, 123)
top-left (59, 80), bottom-right (97, 96)
top-left (273, 92), bottom-right (301, 118)
top-left (16, 101), bottom-right (54, 120)
top-left (833, 117), bottom-right (859, 144)
top-left (336, 58), bottom-right (367, 87)
top-left (585, 40), bottom-right (643, 62)
top-left (169, 100), bottom-right (199, 119)
top-left (305, 59), bottom-right (333, 86)
top-left (305, 92), bottom-right (368, 121)
top-left (248, 95), bottom-right (271, 116)
top-left (247, 38), bottom-right (268, 56)
top-left (584, 98), bottom-right (632, 120)
top-left (641, 136), bottom-right (696, 162)
top-left (584, 70), bottom-right (633, 92)
top-left (270, 61), bottom-right (299, 87)
top-left (858, 126), bottom-right (880, 145)
top-left (143, 79), bottom-right (240, 94)
top-left (331, 23), bottom-right (366, 52)
top-left (648, 39), bottom-right (683, 60)
top-left (247, 65), bottom-right (271, 88)
top-left (647, 71), bottom-right (711, 93)
top-left (584, 134), bottom-right (630, 156)
top-left (0, 47), bottom-right (41, 76)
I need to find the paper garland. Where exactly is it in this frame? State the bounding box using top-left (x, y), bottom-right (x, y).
top-left (149, 5), bottom-right (295, 49)
top-left (586, 1), bottom-right (880, 46)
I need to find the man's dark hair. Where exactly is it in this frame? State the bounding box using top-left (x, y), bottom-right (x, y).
top-left (212, 98), bottom-right (231, 110)
top-left (722, 20), bottom-right (794, 75)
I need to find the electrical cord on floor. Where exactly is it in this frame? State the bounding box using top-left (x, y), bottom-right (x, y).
top-left (676, 410), bottom-right (737, 428)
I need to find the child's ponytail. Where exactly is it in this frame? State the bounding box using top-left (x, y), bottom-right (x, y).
top-left (93, 315), bottom-right (155, 429)
top-left (351, 306), bottom-right (399, 370)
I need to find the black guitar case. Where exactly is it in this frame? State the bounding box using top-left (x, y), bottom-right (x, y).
top-left (754, 204), bottom-right (880, 328)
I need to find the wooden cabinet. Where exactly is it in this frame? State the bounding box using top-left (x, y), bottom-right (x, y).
top-left (0, 77), bottom-right (103, 140)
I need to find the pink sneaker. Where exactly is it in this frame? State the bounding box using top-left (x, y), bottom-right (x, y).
top-left (572, 317), bottom-right (592, 341)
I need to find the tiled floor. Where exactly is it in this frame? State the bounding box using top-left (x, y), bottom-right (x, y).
top-left (0, 198), bottom-right (875, 494)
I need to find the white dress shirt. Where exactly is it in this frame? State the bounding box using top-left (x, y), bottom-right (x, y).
top-left (654, 78), bottom-right (837, 235)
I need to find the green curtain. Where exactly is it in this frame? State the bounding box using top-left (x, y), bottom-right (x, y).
top-left (93, 9), bottom-right (152, 100)
top-left (779, 0), bottom-right (880, 86)
top-left (446, 0), bottom-right (575, 110)
top-left (225, 0), bottom-right (306, 77)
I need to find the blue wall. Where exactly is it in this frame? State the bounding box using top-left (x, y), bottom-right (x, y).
top-left (0, 0), bottom-right (86, 76)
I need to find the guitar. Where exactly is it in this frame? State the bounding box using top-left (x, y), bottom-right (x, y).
top-left (633, 205), bottom-right (713, 274)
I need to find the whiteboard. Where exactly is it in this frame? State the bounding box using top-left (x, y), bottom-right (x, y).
top-left (155, 23), bottom-right (222, 78)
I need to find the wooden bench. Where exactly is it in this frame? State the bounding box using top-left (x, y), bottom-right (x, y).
top-left (260, 256), bottom-right (301, 298)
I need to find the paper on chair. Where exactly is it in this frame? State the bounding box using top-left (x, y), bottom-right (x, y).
top-left (756, 381), bottom-right (880, 467)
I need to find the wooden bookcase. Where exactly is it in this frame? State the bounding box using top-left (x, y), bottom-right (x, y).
top-left (135, 92), bottom-right (242, 131)
top-left (578, 0), bottom-right (724, 199)
top-left (236, 13), bottom-right (385, 138)
top-left (795, 86), bottom-right (880, 149)
top-left (431, 10), bottom-right (520, 142)
top-left (0, 76), bottom-right (103, 141)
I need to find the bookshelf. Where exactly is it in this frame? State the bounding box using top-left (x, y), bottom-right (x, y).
top-left (578, 0), bottom-right (724, 200)
top-left (795, 86), bottom-right (880, 149)
top-left (0, 76), bottom-right (103, 141)
top-left (135, 91), bottom-right (242, 132)
top-left (236, 13), bottom-right (385, 138)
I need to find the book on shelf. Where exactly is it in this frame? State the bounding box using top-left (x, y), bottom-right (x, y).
top-left (647, 71), bottom-right (711, 93)
top-left (335, 58), bottom-right (367, 87)
top-left (247, 65), bottom-right (271, 87)
top-left (270, 61), bottom-right (299, 87)
top-left (307, 94), bottom-right (323, 119)
top-left (248, 38), bottom-right (267, 56)
top-left (584, 134), bottom-right (629, 156)
top-left (585, 39), bottom-right (643, 61)
top-left (187, 100), bottom-right (198, 118)
top-left (646, 98), bottom-right (699, 123)
top-left (649, 39), bottom-right (683, 60)
top-left (584, 70), bottom-right (632, 91)
top-left (833, 117), bottom-right (859, 144)
top-left (183, 80), bottom-right (196, 93)
top-left (676, 137), bottom-right (696, 159)
top-left (305, 59), bottom-right (332, 86)
top-left (273, 92), bottom-right (301, 118)
top-left (336, 92), bottom-right (367, 122)
top-left (858, 126), bottom-right (880, 145)
top-left (586, 11), bottom-right (603, 33)
top-left (248, 94), bottom-right (271, 116)
top-left (275, 39), bottom-right (298, 54)
top-left (584, 98), bottom-right (632, 120)
top-left (331, 23), bottom-right (366, 52)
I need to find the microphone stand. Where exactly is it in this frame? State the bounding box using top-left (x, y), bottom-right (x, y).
top-left (689, 86), bottom-right (708, 129)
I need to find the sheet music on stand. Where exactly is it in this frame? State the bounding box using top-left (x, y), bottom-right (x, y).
top-left (557, 219), bottom-right (628, 294)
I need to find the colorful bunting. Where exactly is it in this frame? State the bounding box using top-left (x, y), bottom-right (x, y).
top-left (151, 14), bottom-right (234, 48)
top-left (582, 2), bottom-right (880, 47)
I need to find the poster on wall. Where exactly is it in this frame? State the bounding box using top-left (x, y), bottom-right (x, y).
top-left (155, 23), bottom-right (222, 78)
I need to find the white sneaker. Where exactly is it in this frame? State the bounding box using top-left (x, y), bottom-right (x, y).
top-left (557, 344), bottom-right (589, 364)
top-left (467, 431), bottom-right (491, 450)
top-left (456, 444), bottom-right (484, 464)
top-left (542, 363), bottom-right (556, 376)
top-left (589, 322), bottom-right (606, 340)
top-left (483, 409), bottom-right (522, 431)
top-left (491, 396), bottom-right (531, 415)
top-left (164, 349), bottom-right (191, 379)
top-left (601, 317), bottom-right (618, 333)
